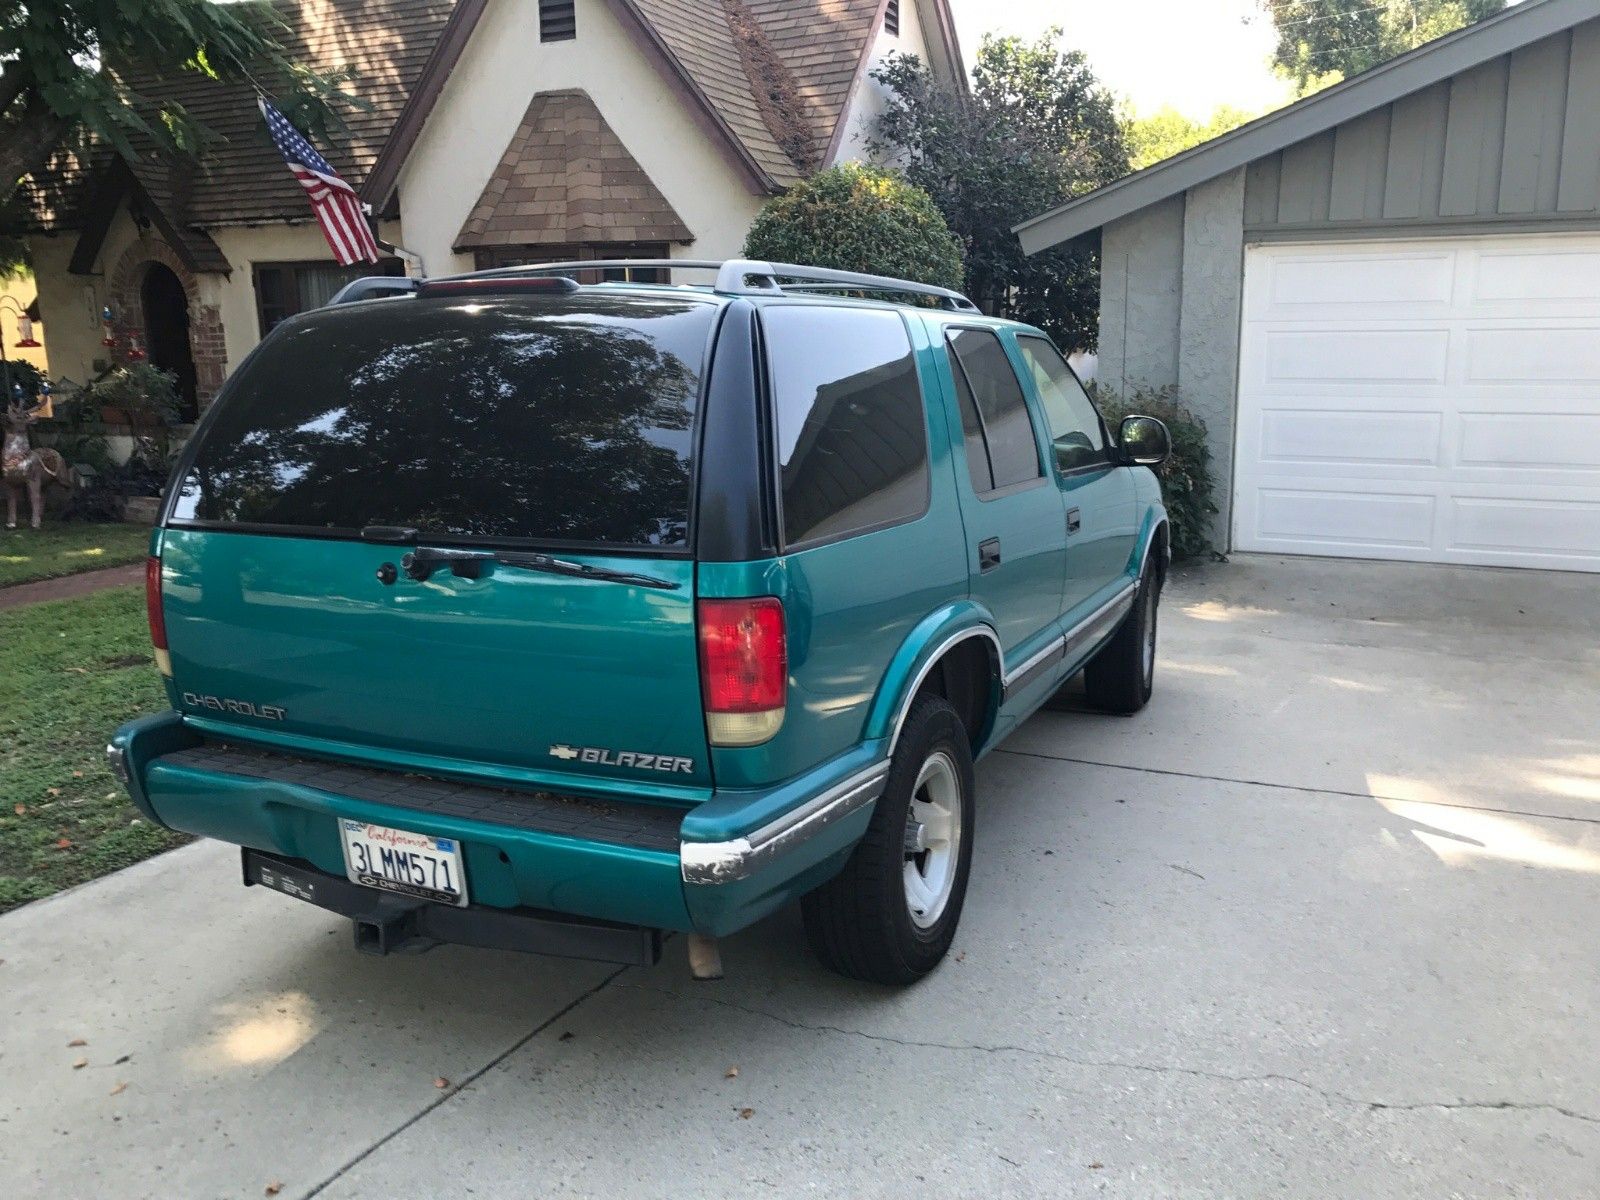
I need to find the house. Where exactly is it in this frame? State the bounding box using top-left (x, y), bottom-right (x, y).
top-left (18, 0), bottom-right (964, 420)
top-left (1016, 0), bottom-right (1600, 575)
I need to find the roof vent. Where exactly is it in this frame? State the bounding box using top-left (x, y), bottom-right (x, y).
top-left (539, 0), bottom-right (575, 42)
top-left (886, 0), bottom-right (899, 36)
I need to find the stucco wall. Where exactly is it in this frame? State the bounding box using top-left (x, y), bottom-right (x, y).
top-left (29, 212), bottom-right (404, 395)
top-left (396, 0), bottom-right (765, 276)
top-left (833, 0), bottom-right (931, 163)
top-left (1096, 173), bottom-right (1246, 549)
top-left (1097, 196), bottom-right (1183, 394)
top-left (0, 272), bottom-right (49, 376)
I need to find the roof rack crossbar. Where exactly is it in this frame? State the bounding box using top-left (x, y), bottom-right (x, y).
top-left (434, 258), bottom-right (981, 312)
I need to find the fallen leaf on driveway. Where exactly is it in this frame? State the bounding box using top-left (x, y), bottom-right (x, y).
top-left (67, 1038), bottom-right (86, 1047)
top-left (72, 1058), bottom-right (87, 1069)
top-left (433, 1077), bottom-right (450, 1089)
top-left (738, 1108), bottom-right (754, 1119)
top-left (1089, 1162), bottom-right (1104, 1170)
top-left (113, 1054), bottom-right (130, 1065)
top-left (724, 1066), bottom-right (739, 1079)
top-left (109, 1082), bottom-right (127, 1097)
top-left (264, 1182), bottom-right (283, 1196)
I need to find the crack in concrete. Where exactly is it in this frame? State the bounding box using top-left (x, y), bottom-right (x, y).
top-left (625, 984), bottom-right (1599, 1128)
top-left (994, 747), bottom-right (1600, 828)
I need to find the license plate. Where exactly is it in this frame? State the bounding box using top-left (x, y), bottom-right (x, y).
top-left (339, 819), bottom-right (468, 907)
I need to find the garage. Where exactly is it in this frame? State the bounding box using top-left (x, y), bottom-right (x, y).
top-left (1233, 236), bottom-right (1600, 572)
top-left (1015, 0), bottom-right (1600, 573)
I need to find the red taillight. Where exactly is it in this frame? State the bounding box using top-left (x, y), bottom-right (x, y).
top-left (698, 597), bottom-right (786, 745)
top-left (145, 556), bottom-right (171, 676)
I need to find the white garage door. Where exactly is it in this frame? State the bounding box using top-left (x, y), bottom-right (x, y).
top-left (1234, 235), bottom-right (1600, 572)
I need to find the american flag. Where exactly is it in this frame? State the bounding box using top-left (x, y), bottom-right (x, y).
top-left (259, 97), bottom-right (380, 265)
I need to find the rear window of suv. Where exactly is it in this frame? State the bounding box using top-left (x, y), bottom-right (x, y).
top-left (169, 293), bottom-right (717, 549)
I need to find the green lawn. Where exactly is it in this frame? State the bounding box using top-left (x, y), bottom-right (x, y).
top-left (0, 522), bottom-right (151, 588)
top-left (0, 587), bottom-right (186, 911)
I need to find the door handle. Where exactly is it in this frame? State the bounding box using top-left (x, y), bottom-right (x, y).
top-left (1066, 507), bottom-right (1082, 535)
top-left (978, 537), bottom-right (1001, 573)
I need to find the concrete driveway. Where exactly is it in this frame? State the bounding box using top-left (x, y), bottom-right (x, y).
top-left (4, 555), bottom-right (1597, 1198)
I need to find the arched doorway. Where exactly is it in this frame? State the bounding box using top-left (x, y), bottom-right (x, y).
top-left (141, 263), bottom-right (198, 422)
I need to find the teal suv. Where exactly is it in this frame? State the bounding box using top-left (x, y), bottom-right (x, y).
top-left (110, 260), bottom-right (1170, 985)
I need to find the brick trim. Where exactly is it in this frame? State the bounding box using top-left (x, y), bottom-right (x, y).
top-left (106, 238), bottom-right (228, 410)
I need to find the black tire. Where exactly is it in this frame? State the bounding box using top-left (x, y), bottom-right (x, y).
top-left (1082, 558), bottom-right (1161, 715)
top-left (802, 696), bottom-right (976, 985)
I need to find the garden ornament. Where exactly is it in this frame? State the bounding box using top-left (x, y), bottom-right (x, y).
top-left (3, 398), bottom-right (72, 530)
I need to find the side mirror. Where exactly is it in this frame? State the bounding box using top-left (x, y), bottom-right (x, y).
top-left (1118, 415), bottom-right (1170, 467)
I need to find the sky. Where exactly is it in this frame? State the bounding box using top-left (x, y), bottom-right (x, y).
top-left (947, 0), bottom-right (1299, 119)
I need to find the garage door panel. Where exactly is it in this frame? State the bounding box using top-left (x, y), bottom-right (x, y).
top-left (1252, 487), bottom-right (1436, 549)
top-left (1448, 495), bottom-right (1600, 558)
top-left (1465, 326), bottom-right (1600, 383)
top-left (1264, 329), bottom-right (1450, 383)
top-left (1258, 408), bottom-right (1442, 466)
top-left (1457, 411), bottom-right (1600, 470)
top-left (1474, 248), bottom-right (1600, 302)
top-left (1237, 235), bottom-right (1600, 572)
top-left (1262, 251), bottom-right (1456, 309)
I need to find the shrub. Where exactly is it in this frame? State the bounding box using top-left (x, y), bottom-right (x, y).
top-left (742, 163), bottom-right (964, 292)
top-left (1094, 385), bottom-right (1218, 560)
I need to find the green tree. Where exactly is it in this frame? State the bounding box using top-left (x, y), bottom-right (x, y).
top-left (742, 163), bottom-right (965, 291)
top-left (1124, 104), bottom-right (1262, 172)
top-left (0, 0), bottom-right (362, 210)
top-left (1261, 0), bottom-right (1506, 90)
top-left (869, 32), bottom-right (1129, 350)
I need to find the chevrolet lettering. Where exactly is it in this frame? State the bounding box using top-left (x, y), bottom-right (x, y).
top-left (110, 258), bottom-right (1171, 984)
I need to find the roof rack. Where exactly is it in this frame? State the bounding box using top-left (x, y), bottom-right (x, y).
top-left (429, 258), bottom-right (981, 312)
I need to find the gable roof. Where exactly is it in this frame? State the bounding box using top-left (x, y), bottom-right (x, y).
top-left (19, 0), bottom-right (455, 256)
top-left (362, 0), bottom-right (967, 205)
top-left (454, 89), bottom-right (692, 251)
top-left (1015, 0), bottom-right (1597, 255)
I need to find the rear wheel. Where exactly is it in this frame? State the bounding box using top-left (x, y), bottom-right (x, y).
top-left (802, 696), bottom-right (975, 985)
top-left (1082, 558), bottom-right (1161, 714)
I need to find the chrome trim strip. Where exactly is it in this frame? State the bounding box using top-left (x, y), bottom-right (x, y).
top-left (1002, 636), bottom-right (1064, 691)
top-left (681, 762), bottom-right (890, 885)
top-left (1137, 520), bottom-right (1170, 579)
top-left (887, 625), bottom-right (1004, 756)
top-left (1003, 583), bottom-right (1138, 699)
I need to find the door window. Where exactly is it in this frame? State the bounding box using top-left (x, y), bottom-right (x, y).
top-left (1016, 335), bottom-right (1108, 472)
top-left (763, 306), bottom-right (930, 548)
top-left (945, 328), bottom-right (1043, 491)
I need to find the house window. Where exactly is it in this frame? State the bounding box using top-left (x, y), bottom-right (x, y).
top-left (539, 0), bottom-right (576, 41)
top-left (885, 0), bottom-right (899, 36)
top-left (253, 259), bottom-right (404, 336)
top-left (471, 243), bottom-right (670, 284)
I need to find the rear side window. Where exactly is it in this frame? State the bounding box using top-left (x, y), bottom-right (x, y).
top-left (169, 294), bottom-right (715, 549)
top-left (946, 328), bottom-right (1043, 491)
top-left (764, 306), bottom-right (930, 548)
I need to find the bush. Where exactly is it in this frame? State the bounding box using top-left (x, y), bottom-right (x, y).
top-left (1094, 385), bottom-right (1218, 560)
top-left (742, 163), bottom-right (964, 292)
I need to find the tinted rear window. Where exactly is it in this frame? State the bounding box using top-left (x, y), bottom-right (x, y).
top-left (764, 306), bottom-right (930, 548)
top-left (170, 294), bottom-right (716, 549)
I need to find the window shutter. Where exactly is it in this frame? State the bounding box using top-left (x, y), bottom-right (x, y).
top-left (885, 0), bottom-right (899, 36)
top-left (539, 0), bottom-right (576, 41)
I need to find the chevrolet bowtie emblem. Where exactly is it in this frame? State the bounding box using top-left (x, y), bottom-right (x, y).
top-left (548, 744), bottom-right (581, 761)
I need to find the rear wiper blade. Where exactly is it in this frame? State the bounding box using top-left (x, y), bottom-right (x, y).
top-left (494, 551), bottom-right (681, 591)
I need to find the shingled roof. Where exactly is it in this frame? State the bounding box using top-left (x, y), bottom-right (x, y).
top-left (454, 90), bottom-right (692, 251)
top-left (23, 0), bottom-right (964, 263)
top-left (19, 0), bottom-right (455, 246)
top-left (363, 0), bottom-right (966, 204)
